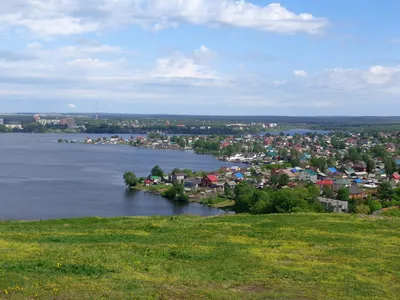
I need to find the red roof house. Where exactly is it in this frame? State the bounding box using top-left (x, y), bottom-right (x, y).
top-left (392, 174), bottom-right (400, 180)
top-left (144, 179), bottom-right (153, 186)
top-left (202, 174), bottom-right (219, 187)
top-left (316, 180), bottom-right (334, 186)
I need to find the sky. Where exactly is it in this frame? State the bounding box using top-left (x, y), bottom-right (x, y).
top-left (1, 0), bottom-right (400, 116)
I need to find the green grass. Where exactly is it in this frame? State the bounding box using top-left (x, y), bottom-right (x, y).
top-left (0, 214), bottom-right (399, 299)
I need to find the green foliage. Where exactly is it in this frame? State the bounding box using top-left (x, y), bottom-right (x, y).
top-left (355, 204), bottom-right (371, 215)
top-left (384, 158), bottom-right (397, 175)
top-left (234, 182), bottom-right (321, 214)
top-left (311, 157), bottom-right (327, 172)
top-left (322, 186), bottom-right (334, 198)
top-left (368, 200), bottom-right (382, 213)
top-left (371, 144), bottom-right (388, 158)
top-left (163, 182), bottom-right (187, 202)
top-left (278, 174), bottom-right (290, 187)
top-left (170, 136), bottom-right (186, 148)
top-left (192, 139), bottom-right (221, 154)
top-left (151, 165), bottom-right (164, 177)
top-left (224, 185), bottom-right (233, 198)
top-left (307, 185), bottom-right (321, 200)
top-left (366, 159), bottom-right (375, 173)
top-left (337, 187), bottom-right (350, 201)
top-left (123, 172), bottom-right (138, 188)
top-left (378, 181), bottom-right (394, 200)
top-left (176, 192), bottom-right (189, 202)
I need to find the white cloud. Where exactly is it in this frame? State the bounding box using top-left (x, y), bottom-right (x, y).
top-left (66, 58), bottom-right (110, 68)
top-left (153, 46), bottom-right (219, 80)
top-left (0, 1), bottom-right (328, 37)
top-left (67, 103), bottom-right (76, 109)
top-left (27, 41), bottom-right (41, 50)
top-left (271, 80), bottom-right (287, 86)
top-left (293, 70), bottom-right (308, 77)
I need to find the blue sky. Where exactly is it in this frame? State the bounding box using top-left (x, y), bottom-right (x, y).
top-left (1, 0), bottom-right (400, 115)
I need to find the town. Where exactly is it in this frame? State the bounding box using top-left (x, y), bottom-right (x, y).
top-left (121, 130), bottom-right (400, 215)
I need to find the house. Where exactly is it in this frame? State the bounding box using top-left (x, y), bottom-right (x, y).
top-left (184, 178), bottom-right (202, 190)
top-left (233, 172), bottom-right (244, 181)
top-left (276, 169), bottom-right (296, 179)
top-left (392, 173), bottom-right (400, 181)
top-left (172, 173), bottom-right (186, 183)
top-left (299, 170), bottom-right (318, 183)
top-left (230, 166), bottom-right (241, 172)
top-left (353, 162), bottom-right (367, 172)
top-left (328, 167), bottom-right (338, 174)
top-left (224, 181), bottom-right (236, 191)
top-left (149, 176), bottom-right (161, 183)
top-left (319, 197), bottom-right (349, 213)
top-left (344, 168), bottom-right (355, 176)
top-left (316, 179), bottom-right (334, 187)
top-left (349, 185), bottom-right (365, 199)
top-left (202, 174), bottom-right (219, 187)
top-left (211, 182), bottom-right (225, 192)
top-left (144, 179), bottom-right (153, 186)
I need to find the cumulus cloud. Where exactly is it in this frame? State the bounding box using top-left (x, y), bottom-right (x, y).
top-left (293, 70), bottom-right (308, 77)
top-left (153, 46), bottom-right (219, 80)
top-left (67, 103), bottom-right (76, 109)
top-left (2, 37), bottom-right (400, 114)
top-left (0, 1), bottom-right (328, 36)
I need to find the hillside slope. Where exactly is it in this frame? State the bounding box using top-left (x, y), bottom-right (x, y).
top-left (0, 214), bottom-right (399, 299)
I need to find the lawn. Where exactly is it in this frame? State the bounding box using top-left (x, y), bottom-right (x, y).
top-left (0, 214), bottom-right (399, 299)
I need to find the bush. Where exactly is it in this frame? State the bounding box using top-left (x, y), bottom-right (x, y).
top-left (368, 200), bottom-right (382, 213)
top-left (356, 204), bottom-right (371, 215)
top-left (177, 192), bottom-right (189, 202)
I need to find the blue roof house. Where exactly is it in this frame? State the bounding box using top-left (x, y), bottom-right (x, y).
top-left (233, 172), bottom-right (244, 181)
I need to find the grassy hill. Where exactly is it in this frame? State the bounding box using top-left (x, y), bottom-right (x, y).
top-left (0, 214), bottom-right (399, 299)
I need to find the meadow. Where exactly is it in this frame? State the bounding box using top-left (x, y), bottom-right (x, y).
top-left (0, 214), bottom-right (399, 299)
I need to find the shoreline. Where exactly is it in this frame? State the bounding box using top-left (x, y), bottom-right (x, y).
top-left (131, 185), bottom-right (235, 212)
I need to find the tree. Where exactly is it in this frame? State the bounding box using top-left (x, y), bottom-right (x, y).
top-left (177, 192), bottom-right (189, 202)
top-left (151, 165), bottom-right (164, 177)
top-left (224, 184), bottom-right (233, 198)
top-left (123, 172), bottom-right (138, 188)
top-left (164, 182), bottom-right (186, 201)
top-left (253, 142), bottom-right (264, 154)
top-left (368, 200), bottom-right (382, 213)
top-left (322, 186), bottom-right (334, 198)
top-left (384, 158), bottom-right (396, 175)
top-left (337, 187), bottom-right (350, 201)
top-left (307, 185), bottom-right (321, 200)
top-left (272, 189), bottom-right (308, 213)
top-left (377, 181), bottom-right (393, 200)
top-left (278, 174), bottom-right (290, 187)
top-left (311, 157), bottom-right (327, 172)
top-left (366, 159), bottom-right (375, 173)
top-left (270, 174), bottom-right (278, 187)
top-left (234, 182), bottom-right (254, 213)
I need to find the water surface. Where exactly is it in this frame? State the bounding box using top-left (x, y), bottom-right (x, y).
top-left (0, 134), bottom-right (231, 220)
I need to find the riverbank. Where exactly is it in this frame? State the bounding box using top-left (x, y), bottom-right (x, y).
top-left (1, 213), bottom-right (398, 299)
top-left (132, 183), bottom-right (235, 210)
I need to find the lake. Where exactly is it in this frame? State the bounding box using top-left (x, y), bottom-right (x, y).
top-left (266, 129), bottom-right (331, 136)
top-left (0, 134), bottom-right (232, 220)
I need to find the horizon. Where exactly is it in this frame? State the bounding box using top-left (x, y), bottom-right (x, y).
top-left (1, 1), bottom-right (400, 115)
top-left (3, 112), bottom-right (400, 119)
